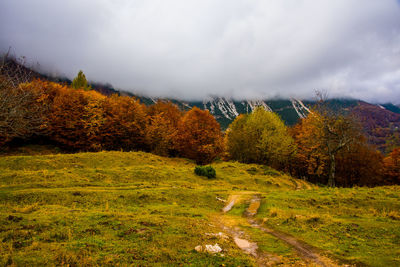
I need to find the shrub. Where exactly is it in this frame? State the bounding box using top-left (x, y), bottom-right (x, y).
top-left (194, 166), bottom-right (216, 179)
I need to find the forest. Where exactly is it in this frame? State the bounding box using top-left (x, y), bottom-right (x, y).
top-left (0, 59), bottom-right (399, 188)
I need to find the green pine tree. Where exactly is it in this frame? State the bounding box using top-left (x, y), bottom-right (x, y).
top-left (72, 70), bottom-right (92, 91)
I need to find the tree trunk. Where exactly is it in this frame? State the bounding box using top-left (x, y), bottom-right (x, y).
top-left (328, 153), bottom-right (335, 187)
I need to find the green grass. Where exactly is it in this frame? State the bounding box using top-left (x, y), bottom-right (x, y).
top-left (0, 150), bottom-right (399, 266)
top-left (0, 151), bottom-right (298, 266)
top-left (254, 187), bottom-right (400, 266)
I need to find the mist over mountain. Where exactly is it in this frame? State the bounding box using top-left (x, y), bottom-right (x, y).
top-left (1, 0), bottom-right (400, 103)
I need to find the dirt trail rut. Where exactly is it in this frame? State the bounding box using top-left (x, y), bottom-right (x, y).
top-left (221, 194), bottom-right (340, 267)
top-left (222, 195), bottom-right (239, 213)
top-left (220, 195), bottom-right (282, 265)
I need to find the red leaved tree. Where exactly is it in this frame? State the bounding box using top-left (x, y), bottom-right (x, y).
top-left (101, 95), bottom-right (147, 151)
top-left (146, 101), bottom-right (182, 156)
top-left (174, 107), bottom-right (223, 164)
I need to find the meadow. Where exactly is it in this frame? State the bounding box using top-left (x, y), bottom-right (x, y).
top-left (0, 151), bottom-right (399, 266)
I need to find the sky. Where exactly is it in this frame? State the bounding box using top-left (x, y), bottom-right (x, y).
top-left (1, 0), bottom-right (400, 103)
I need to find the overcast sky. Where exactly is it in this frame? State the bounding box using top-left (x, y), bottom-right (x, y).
top-left (1, 0), bottom-right (400, 102)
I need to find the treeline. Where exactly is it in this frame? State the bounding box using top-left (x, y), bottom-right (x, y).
top-left (0, 77), bottom-right (223, 165)
top-left (0, 67), bottom-right (399, 187)
top-left (226, 104), bottom-right (400, 187)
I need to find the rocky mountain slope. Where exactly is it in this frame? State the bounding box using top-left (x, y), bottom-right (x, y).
top-left (137, 95), bottom-right (313, 128)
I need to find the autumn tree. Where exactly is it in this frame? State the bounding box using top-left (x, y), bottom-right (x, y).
top-left (101, 95), bottom-right (147, 151)
top-left (292, 109), bottom-right (365, 187)
top-left (174, 107), bottom-right (223, 165)
top-left (227, 107), bottom-right (296, 169)
top-left (72, 70), bottom-right (92, 91)
top-left (42, 81), bottom-right (105, 151)
top-left (335, 138), bottom-right (384, 186)
top-left (15, 80), bottom-right (148, 152)
top-left (313, 92), bottom-right (363, 187)
top-left (146, 101), bottom-right (182, 156)
top-left (289, 112), bottom-right (329, 183)
top-left (383, 148), bottom-right (400, 184)
top-left (0, 55), bottom-right (48, 147)
top-left (290, 92), bottom-right (378, 187)
top-left (0, 78), bottom-right (50, 146)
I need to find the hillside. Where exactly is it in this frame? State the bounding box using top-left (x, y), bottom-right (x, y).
top-left (0, 151), bottom-right (399, 266)
top-left (352, 102), bottom-right (400, 150)
top-left (2, 57), bottom-right (400, 151)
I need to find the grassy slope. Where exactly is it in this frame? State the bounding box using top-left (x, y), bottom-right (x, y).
top-left (0, 151), bottom-right (298, 266)
top-left (254, 187), bottom-right (400, 266)
top-left (0, 151), bottom-right (399, 266)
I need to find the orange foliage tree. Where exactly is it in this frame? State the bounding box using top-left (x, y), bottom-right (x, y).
top-left (146, 101), bottom-right (182, 156)
top-left (290, 113), bottom-right (329, 183)
top-left (100, 95), bottom-right (147, 151)
top-left (383, 148), bottom-right (400, 184)
top-left (290, 110), bottom-right (384, 187)
top-left (2, 76), bottom-right (228, 163)
top-left (43, 81), bottom-right (106, 151)
top-left (289, 112), bottom-right (329, 183)
top-left (174, 107), bottom-right (223, 164)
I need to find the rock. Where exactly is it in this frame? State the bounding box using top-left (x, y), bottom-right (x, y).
top-left (233, 237), bottom-right (258, 256)
top-left (216, 197), bottom-right (226, 202)
top-left (205, 244), bottom-right (222, 254)
top-left (196, 243), bottom-right (223, 254)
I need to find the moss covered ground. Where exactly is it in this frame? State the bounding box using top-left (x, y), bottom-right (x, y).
top-left (0, 151), bottom-right (398, 266)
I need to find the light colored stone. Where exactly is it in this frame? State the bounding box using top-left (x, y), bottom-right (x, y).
top-left (233, 237), bottom-right (258, 256)
top-left (195, 244), bottom-right (223, 254)
top-left (205, 243), bottom-right (222, 254)
top-left (216, 197), bottom-right (226, 202)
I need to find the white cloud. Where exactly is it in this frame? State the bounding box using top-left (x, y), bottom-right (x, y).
top-left (1, 0), bottom-right (400, 102)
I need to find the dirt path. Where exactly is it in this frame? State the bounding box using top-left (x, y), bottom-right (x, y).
top-left (220, 194), bottom-right (283, 266)
top-left (221, 194), bottom-right (340, 267)
top-left (222, 194), bottom-right (240, 213)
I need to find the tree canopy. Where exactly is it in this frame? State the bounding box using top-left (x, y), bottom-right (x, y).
top-left (174, 107), bottom-right (223, 165)
top-left (226, 107), bottom-right (296, 169)
top-left (71, 70), bottom-right (92, 91)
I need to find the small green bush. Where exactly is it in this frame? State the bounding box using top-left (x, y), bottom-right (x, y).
top-left (194, 166), bottom-right (216, 179)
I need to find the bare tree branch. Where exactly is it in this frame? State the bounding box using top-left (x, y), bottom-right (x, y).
top-left (0, 53), bottom-right (47, 147)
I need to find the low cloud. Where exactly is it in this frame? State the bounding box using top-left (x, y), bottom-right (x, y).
top-left (1, 0), bottom-right (400, 102)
